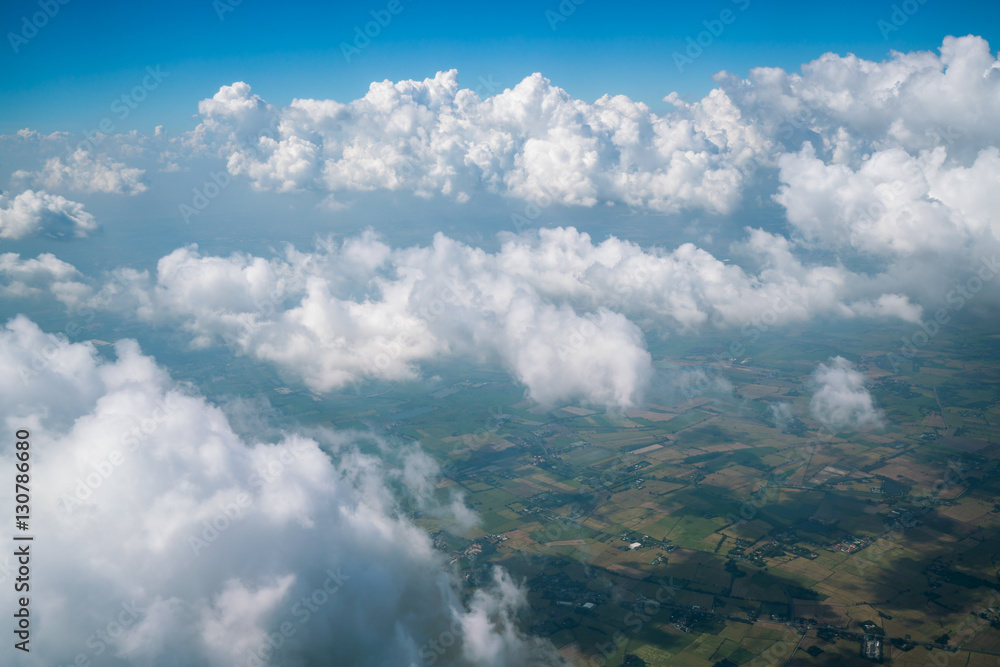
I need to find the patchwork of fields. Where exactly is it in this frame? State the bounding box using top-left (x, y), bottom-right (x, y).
top-left (178, 320), bottom-right (1000, 665)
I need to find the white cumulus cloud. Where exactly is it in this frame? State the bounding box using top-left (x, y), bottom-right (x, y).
top-left (80, 226), bottom-right (926, 411)
top-left (0, 316), bottom-right (564, 667)
top-left (194, 70), bottom-right (769, 213)
top-left (0, 189), bottom-right (98, 239)
top-left (0, 252), bottom-right (91, 305)
top-left (809, 356), bottom-right (883, 430)
top-left (14, 148), bottom-right (147, 195)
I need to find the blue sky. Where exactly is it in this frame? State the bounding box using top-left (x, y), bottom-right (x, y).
top-left (5, 2), bottom-right (1000, 665)
top-left (2, 0), bottom-right (997, 134)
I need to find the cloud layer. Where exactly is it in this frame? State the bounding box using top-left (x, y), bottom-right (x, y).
top-left (0, 316), bottom-right (562, 666)
top-left (170, 35), bottom-right (1000, 316)
top-left (0, 252), bottom-right (90, 304)
top-left (189, 36), bottom-right (1000, 232)
top-left (0, 189), bottom-right (97, 239)
top-left (82, 226), bottom-right (926, 410)
top-left (1, 37), bottom-right (997, 316)
top-left (194, 70), bottom-right (768, 213)
top-left (809, 356), bottom-right (883, 430)
top-left (13, 148), bottom-right (148, 195)
top-left (1, 31), bottom-right (998, 667)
